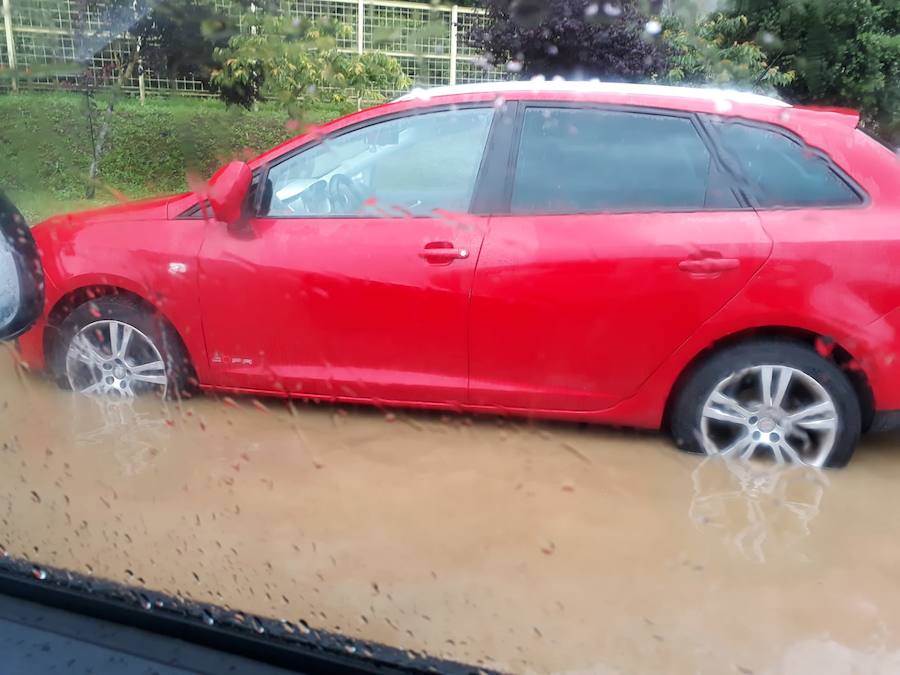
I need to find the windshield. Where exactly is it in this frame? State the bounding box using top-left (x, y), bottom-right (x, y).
top-left (2, 0), bottom-right (900, 673)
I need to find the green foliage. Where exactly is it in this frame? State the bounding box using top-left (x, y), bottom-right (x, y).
top-left (662, 13), bottom-right (796, 90)
top-left (722, 0), bottom-right (900, 142)
top-left (0, 92), bottom-right (354, 220)
top-left (210, 14), bottom-right (411, 110)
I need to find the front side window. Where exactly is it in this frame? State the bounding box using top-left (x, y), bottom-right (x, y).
top-left (712, 121), bottom-right (862, 208)
top-left (261, 107), bottom-right (494, 217)
top-left (511, 107), bottom-right (727, 214)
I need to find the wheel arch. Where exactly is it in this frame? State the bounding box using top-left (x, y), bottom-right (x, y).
top-left (43, 284), bottom-right (196, 383)
top-left (663, 325), bottom-right (875, 432)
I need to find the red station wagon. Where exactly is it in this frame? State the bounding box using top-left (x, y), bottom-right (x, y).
top-left (17, 81), bottom-right (900, 467)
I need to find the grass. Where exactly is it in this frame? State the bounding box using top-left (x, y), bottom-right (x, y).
top-left (0, 91), bottom-right (356, 222)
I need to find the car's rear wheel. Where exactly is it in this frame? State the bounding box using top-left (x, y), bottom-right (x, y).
top-left (55, 296), bottom-right (190, 400)
top-left (670, 340), bottom-right (861, 468)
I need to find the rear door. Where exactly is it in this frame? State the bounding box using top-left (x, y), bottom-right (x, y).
top-left (469, 104), bottom-right (773, 412)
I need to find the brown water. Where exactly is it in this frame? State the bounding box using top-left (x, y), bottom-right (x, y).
top-left (3, 348), bottom-right (900, 674)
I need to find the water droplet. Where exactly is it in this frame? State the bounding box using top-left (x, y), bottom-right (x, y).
top-left (644, 20), bottom-right (662, 35)
top-left (298, 619), bottom-right (312, 635)
top-left (584, 2), bottom-right (599, 17)
top-left (201, 610), bottom-right (215, 625)
top-left (546, 44), bottom-right (559, 56)
top-left (344, 643), bottom-right (357, 654)
top-left (603, 1), bottom-right (622, 16)
top-left (250, 616), bottom-right (265, 634)
top-left (714, 98), bottom-right (733, 113)
top-left (139, 594), bottom-right (152, 610)
top-left (31, 566), bottom-right (47, 580)
top-left (506, 59), bottom-right (524, 73)
top-left (760, 31), bottom-right (776, 45)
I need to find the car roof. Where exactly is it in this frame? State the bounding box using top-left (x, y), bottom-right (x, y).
top-left (395, 80), bottom-right (791, 108)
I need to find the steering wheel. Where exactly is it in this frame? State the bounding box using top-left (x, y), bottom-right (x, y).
top-left (328, 174), bottom-right (363, 214)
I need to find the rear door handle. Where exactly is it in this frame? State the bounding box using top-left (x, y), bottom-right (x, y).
top-left (419, 243), bottom-right (470, 265)
top-left (678, 258), bottom-right (740, 273)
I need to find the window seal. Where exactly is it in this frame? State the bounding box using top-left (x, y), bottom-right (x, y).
top-left (700, 114), bottom-right (870, 211)
top-left (499, 101), bottom-right (753, 217)
top-left (255, 102), bottom-right (496, 220)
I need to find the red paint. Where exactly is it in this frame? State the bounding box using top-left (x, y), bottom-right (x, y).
top-left (17, 86), bottom-right (900, 430)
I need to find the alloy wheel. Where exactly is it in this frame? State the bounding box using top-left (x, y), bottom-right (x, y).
top-left (699, 364), bottom-right (838, 467)
top-left (65, 320), bottom-right (168, 399)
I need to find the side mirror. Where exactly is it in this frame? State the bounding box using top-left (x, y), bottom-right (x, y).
top-left (0, 192), bottom-right (43, 340)
top-left (207, 160), bottom-right (252, 225)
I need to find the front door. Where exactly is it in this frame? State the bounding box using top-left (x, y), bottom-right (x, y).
top-left (198, 106), bottom-right (495, 404)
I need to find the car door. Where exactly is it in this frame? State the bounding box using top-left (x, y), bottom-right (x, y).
top-left (198, 105), bottom-right (495, 404)
top-left (469, 104), bottom-right (773, 412)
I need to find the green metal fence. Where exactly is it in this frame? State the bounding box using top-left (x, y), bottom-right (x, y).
top-left (0, 0), bottom-right (507, 98)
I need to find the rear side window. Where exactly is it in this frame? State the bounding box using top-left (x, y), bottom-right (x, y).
top-left (511, 107), bottom-right (736, 214)
top-left (712, 121), bottom-right (862, 208)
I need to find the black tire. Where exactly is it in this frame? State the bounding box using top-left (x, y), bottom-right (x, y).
top-left (52, 295), bottom-right (193, 399)
top-left (669, 339), bottom-right (861, 468)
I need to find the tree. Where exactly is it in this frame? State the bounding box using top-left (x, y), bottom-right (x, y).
top-left (130, 0), bottom-right (238, 90)
top-left (71, 0), bottom-right (236, 197)
top-left (721, 0), bottom-right (900, 142)
top-left (662, 13), bottom-right (795, 91)
top-left (468, 0), bottom-right (669, 80)
top-left (210, 14), bottom-right (410, 112)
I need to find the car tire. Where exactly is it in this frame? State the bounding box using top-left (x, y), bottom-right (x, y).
top-left (53, 296), bottom-right (192, 400)
top-left (669, 339), bottom-right (861, 468)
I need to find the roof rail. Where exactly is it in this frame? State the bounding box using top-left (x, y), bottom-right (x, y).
top-left (396, 80), bottom-right (791, 107)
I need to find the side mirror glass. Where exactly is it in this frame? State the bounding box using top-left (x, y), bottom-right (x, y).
top-left (0, 192), bottom-right (43, 340)
top-left (207, 160), bottom-right (252, 225)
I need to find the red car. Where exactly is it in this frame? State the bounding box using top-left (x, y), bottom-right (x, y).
top-left (18, 82), bottom-right (900, 467)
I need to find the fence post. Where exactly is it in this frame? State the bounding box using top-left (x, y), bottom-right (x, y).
top-left (2, 0), bottom-right (16, 91)
top-left (356, 0), bottom-right (364, 54)
top-left (449, 5), bottom-right (457, 85)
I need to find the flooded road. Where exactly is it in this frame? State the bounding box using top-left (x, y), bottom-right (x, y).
top-left (3, 349), bottom-right (900, 674)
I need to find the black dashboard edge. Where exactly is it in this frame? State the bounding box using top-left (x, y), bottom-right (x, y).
top-left (0, 557), bottom-right (494, 675)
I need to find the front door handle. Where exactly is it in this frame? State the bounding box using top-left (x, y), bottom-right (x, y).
top-left (419, 242), bottom-right (470, 265)
top-left (678, 258), bottom-right (740, 274)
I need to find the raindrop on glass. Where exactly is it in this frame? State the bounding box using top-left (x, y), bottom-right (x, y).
top-left (714, 98), bottom-right (733, 113)
top-left (644, 20), bottom-right (662, 35)
top-left (603, 1), bottom-right (622, 16)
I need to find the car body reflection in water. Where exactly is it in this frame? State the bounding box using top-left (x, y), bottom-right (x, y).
top-left (72, 397), bottom-right (174, 477)
top-left (689, 457), bottom-right (829, 563)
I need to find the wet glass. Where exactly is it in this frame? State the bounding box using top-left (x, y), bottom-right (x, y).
top-left (2, 0), bottom-right (900, 673)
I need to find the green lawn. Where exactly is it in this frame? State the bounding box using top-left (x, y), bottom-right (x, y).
top-left (1, 91), bottom-right (356, 223)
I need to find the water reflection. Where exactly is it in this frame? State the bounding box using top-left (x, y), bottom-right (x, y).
top-left (689, 456), bottom-right (829, 563)
top-left (71, 396), bottom-right (172, 476)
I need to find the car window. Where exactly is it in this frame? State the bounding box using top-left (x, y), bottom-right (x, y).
top-left (511, 107), bottom-right (731, 214)
top-left (262, 107), bottom-right (493, 217)
top-left (712, 121), bottom-right (862, 208)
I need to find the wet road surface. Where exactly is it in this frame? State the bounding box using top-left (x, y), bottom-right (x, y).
top-left (3, 349), bottom-right (900, 674)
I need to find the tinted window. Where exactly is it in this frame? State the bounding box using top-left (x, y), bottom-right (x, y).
top-left (511, 108), bottom-right (730, 214)
top-left (263, 107), bottom-right (493, 217)
top-left (713, 121), bottom-right (861, 208)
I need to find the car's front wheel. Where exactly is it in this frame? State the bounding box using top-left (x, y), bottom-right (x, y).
top-left (55, 296), bottom-right (190, 400)
top-left (670, 340), bottom-right (861, 468)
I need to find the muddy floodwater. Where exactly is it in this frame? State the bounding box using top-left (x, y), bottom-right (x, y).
top-left (3, 349), bottom-right (900, 674)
